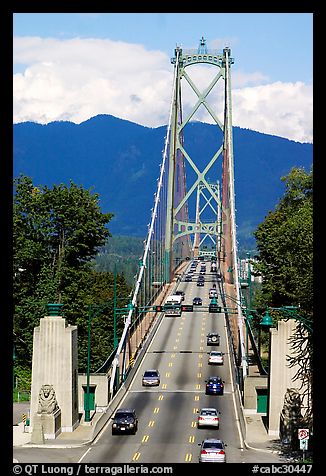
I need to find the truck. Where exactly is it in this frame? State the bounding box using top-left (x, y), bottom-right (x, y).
top-left (164, 294), bottom-right (182, 316)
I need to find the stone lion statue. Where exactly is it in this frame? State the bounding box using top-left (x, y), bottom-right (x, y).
top-left (280, 388), bottom-right (303, 447)
top-left (281, 388), bottom-right (302, 420)
top-left (37, 384), bottom-right (59, 414)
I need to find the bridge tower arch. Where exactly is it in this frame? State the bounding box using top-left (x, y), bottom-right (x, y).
top-left (164, 38), bottom-right (238, 284)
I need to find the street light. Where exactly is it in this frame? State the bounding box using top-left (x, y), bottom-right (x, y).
top-left (85, 305), bottom-right (94, 423)
top-left (261, 307), bottom-right (273, 327)
top-left (258, 307), bottom-right (273, 365)
top-left (269, 306), bottom-right (312, 334)
top-left (245, 312), bottom-right (253, 374)
top-left (246, 252), bottom-right (252, 312)
top-left (85, 301), bottom-right (113, 423)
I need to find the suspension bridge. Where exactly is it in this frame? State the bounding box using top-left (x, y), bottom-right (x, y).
top-left (15, 38), bottom-right (312, 465)
top-left (93, 38), bottom-right (247, 404)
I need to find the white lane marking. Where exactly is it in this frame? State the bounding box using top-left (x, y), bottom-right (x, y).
top-left (78, 446), bottom-right (91, 463)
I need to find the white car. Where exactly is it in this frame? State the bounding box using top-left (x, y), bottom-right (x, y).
top-left (142, 369), bottom-right (160, 386)
top-left (197, 408), bottom-right (220, 428)
top-left (198, 439), bottom-right (227, 463)
top-left (208, 351), bottom-right (224, 365)
top-left (209, 288), bottom-right (218, 298)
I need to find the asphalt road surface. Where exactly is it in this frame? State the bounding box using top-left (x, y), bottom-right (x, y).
top-left (80, 263), bottom-right (243, 464)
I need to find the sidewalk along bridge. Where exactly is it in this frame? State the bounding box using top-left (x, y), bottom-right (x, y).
top-left (97, 37), bottom-right (247, 401)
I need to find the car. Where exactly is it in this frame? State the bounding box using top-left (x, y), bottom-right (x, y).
top-left (197, 408), bottom-right (220, 428)
top-left (209, 288), bottom-right (218, 299)
top-left (198, 438), bottom-right (227, 463)
top-left (197, 280), bottom-right (204, 286)
top-left (185, 275), bottom-right (192, 282)
top-left (205, 376), bottom-right (224, 395)
top-left (142, 369), bottom-right (160, 386)
top-left (174, 290), bottom-right (185, 301)
top-left (207, 332), bottom-right (220, 345)
top-left (208, 351), bottom-right (224, 365)
top-left (112, 408), bottom-right (138, 435)
top-left (193, 297), bottom-right (203, 306)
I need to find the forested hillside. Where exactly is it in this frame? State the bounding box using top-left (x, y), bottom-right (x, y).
top-left (13, 114), bottom-right (313, 248)
top-left (94, 236), bottom-right (144, 285)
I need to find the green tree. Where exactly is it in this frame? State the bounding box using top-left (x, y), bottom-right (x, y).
top-left (253, 166), bottom-right (312, 312)
top-left (13, 175), bottom-right (114, 368)
top-left (253, 166), bottom-right (313, 427)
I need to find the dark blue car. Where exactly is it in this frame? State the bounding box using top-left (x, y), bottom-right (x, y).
top-left (205, 376), bottom-right (224, 395)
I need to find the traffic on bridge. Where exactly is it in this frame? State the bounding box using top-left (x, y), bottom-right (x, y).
top-left (81, 259), bottom-right (241, 464)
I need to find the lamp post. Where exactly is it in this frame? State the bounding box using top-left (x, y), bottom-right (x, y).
top-left (245, 312), bottom-right (253, 375)
top-left (263, 306), bottom-right (312, 334)
top-left (246, 252), bottom-right (252, 311)
top-left (113, 265), bottom-right (118, 350)
top-left (85, 301), bottom-right (112, 422)
top-left (258, 307), bottom-right (273, 363)
top-left (13, 345), bottom-right (16, 392)
top-left (85, 305), bottom-right (93, 423)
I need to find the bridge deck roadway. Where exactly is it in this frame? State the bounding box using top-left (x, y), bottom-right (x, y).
top-left (82, 262), bottom-right (243, 463)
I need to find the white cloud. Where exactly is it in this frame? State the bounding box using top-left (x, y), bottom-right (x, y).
top-left (232, 81), bottom-right (313, 143)
top-left (13, 36), bottom-right (313, 143)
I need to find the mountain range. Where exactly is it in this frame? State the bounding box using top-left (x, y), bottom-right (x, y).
top-left (13, 114), bottom-right (313, 248)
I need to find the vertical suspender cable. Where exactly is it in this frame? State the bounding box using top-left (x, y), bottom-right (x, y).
top-left (109, 51), bottom-right (180, 399)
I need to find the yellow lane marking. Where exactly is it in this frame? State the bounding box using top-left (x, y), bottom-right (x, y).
top-left (162, 383), bottom-right (167, 389)
top-left (194, 395), bottom-right (200, 401)
top-left (198, 362), bottom-right (202, 368)
top-left (158, 394), bottom-right (164, 401)
top-left (153, 407), bottom-right (160, 414)
top-left (171, 353), bottom-right (176, 358)
top-left (195, 384), bottom-right (201, 390)
top-left (185, 453), bottom-right (192, 462)
top-left (175, 339), bottom-right (179, 343)
top-left (142, 435), bottom-right (150, 443)
top-left (198, 354), bottom-right (203, 358)
top-left (197, 372), bottom-right (202, 378)
top-left (148, 420), bottom-right (155, 427)
top-left (199, 346), bottom-right (203, 351)
top-left (173, 346), bottom-right (178, 350)
top-left (189, 435), bottom-right (195, 443)
top-left (168, 362), bottom-right (173, 367)
top-left (165, 372), bottom-right (171, 378)
top-left (193, 407), bottom-right (199, 414)
top-left (191, 421), bottom-right (197, 428)
top-left (133, 452), bottom-right (141, 461)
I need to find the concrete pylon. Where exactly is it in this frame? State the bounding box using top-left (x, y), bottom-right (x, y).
top-left (268, 319), bottom-right (305, 436)
top-left (29, 304), bottom-right (79, 435)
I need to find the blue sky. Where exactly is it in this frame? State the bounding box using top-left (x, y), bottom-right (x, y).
top-left (13, 12), bottom-right (313, 142)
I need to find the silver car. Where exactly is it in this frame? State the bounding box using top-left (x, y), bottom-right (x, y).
top-left (208, 350), bottom-right (224, 365)
top-left (198, 438), bottom-right (227, 463)
top-left (142, 369), bottom-right (160, 386)
top-left (197, 407), bottom-right (220, 428)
